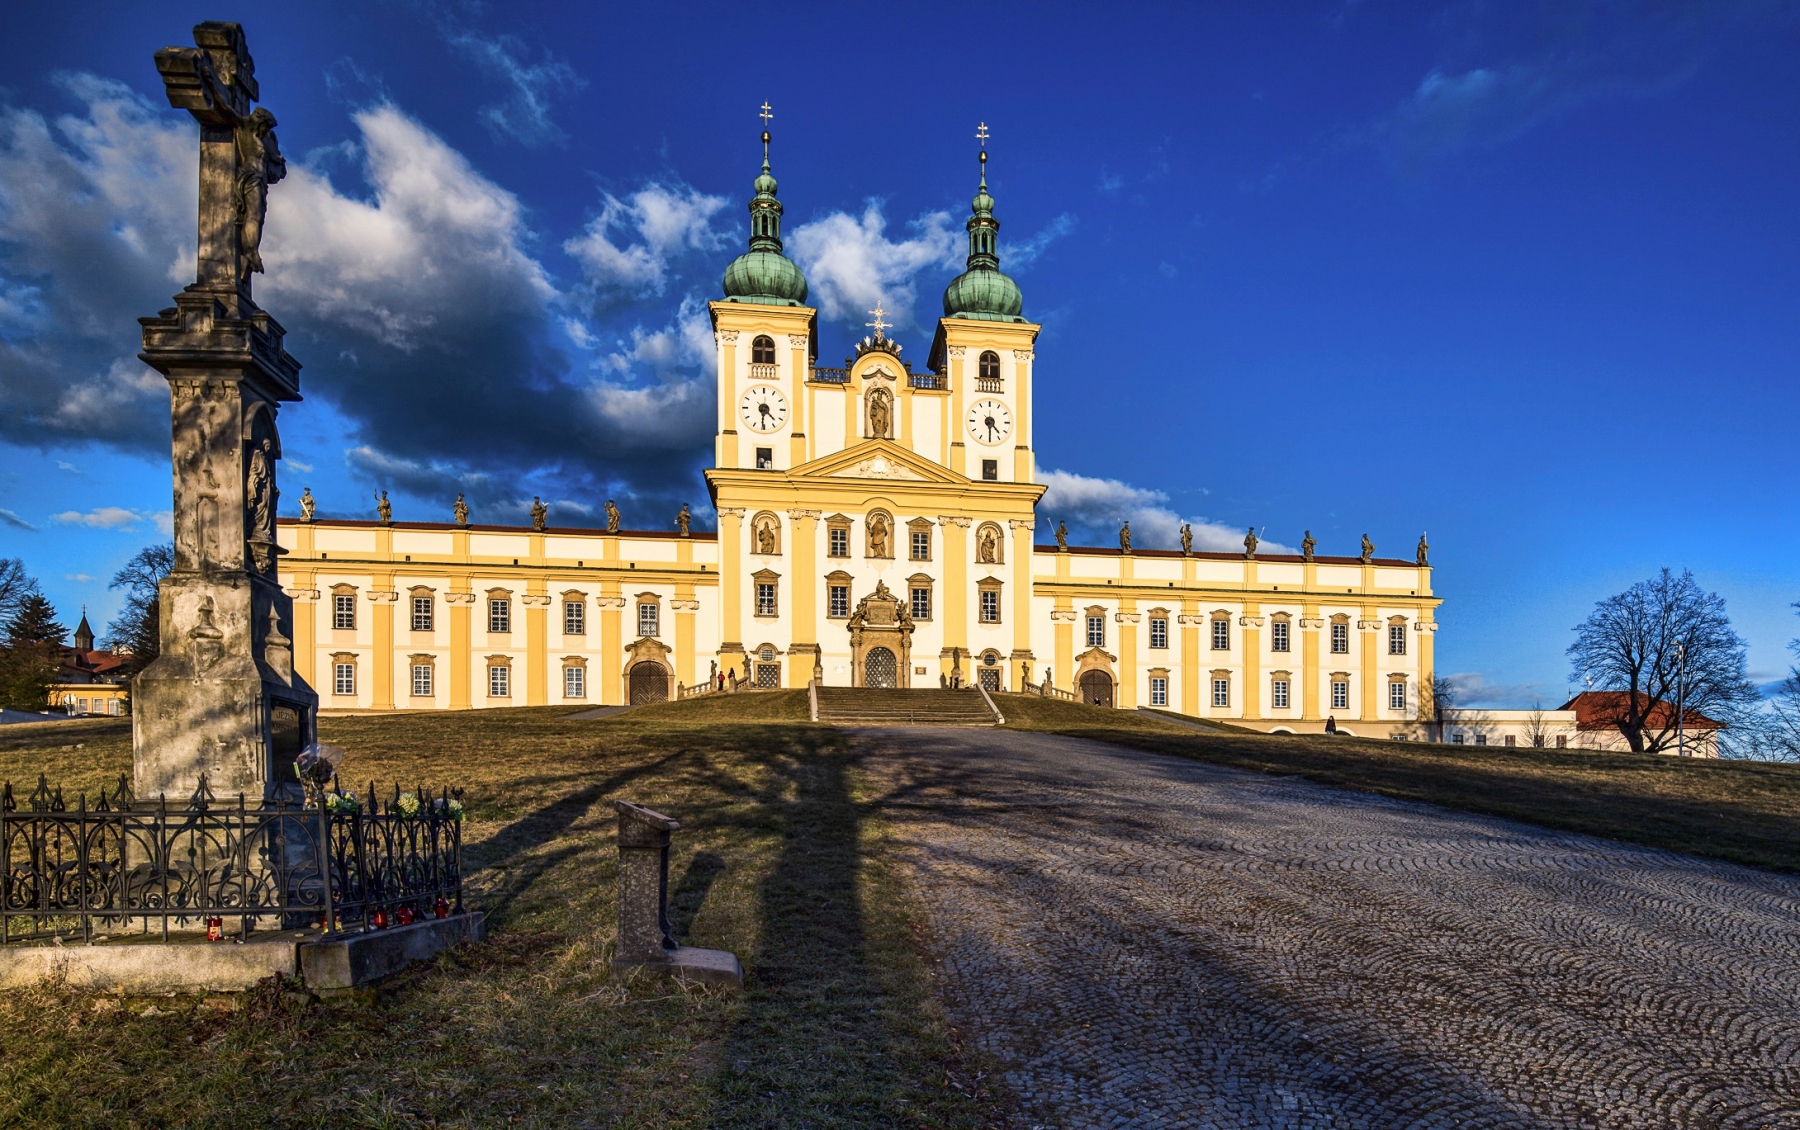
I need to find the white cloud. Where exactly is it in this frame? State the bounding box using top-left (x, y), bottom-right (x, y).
top-left (563, 183), bottom-right (730, 300)
top-left (285, 459), bottom-right (314, 473)
top-left (1038, 468), bottom-right (1287, 554)
top-left (0, 508), bottom-right (35, 530)
top-left (51, 506), bottom-right (144, 529)
top-left (787, 203), bottom-right (961, 329)
top-left (443, 28), bottom-right (586, 148)
top-left (1003, 213), bottom-right (1076, 271)
top-left (151, 510), bottom-right (172, 536)
top-left (64, 573), bottom-right (94, 582)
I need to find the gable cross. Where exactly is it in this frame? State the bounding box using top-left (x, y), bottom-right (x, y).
top-left (976, 121), bottom-right (989, 148)
top-left (866, 303), bottom-right (891, 340)
top-left (759, 101), bottom-right (773, 127)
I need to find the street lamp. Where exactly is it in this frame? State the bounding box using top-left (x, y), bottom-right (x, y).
top-left (1675, 642), bottom-right (1687, 758)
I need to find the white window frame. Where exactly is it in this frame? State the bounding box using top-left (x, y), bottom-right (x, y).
top-left (488, 598), bottom-right (510, 634)
top-left (910, 529), bottom-right (930, 561)
top-left (756, 582), bottom-right (777, 617)
top-left (333, 662), bottom-right (355, 696)
top-left (1272, 679), bottom-right (1289, 709)
top-left (564, 600), bottom-right (586, 635)
top-left (979, 589), bottom-right (1000, 624)
top-left (1150, 676), bottom-right (1168, 707)
top-left (1211, 678), bottom-right (1230, 708)
top-left (1331, 622), bottom-right (1348, 654)
top-left (911, 586), bottom-right (931, 621)
top-left (1211, 618), bottom-right (1230, 651)
top-left (828, 527), bottom-right (849, 558)
top-left (1389, 624), bottom-right (1407, 655)
top-left (410, 596), bottom-right (433, 632)
top-left (829, 585), bottom-right (849, 618)
top-left (489, 665), bottom-right (510, 698)
top-left (1389, 680), bottom-right (1406, 710)
top-left (411, 664), bottom-right (433, 698)
top-left (333, 594), bottom-right (356, 631)
top-left (638, 602), bottom-right (659, 637)
top-left (1149, 617), bottom-right (1168, 649)
top-left (1271, 621), bottom-right (1289, 652)
top-left (564, 665), bottom-right (586, 699)
top-left (1331, 679), bottom-right (1349, 710)
top-left (1086, 615), bottom-right (1105, 648)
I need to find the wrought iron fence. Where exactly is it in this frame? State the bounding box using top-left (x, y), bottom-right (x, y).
top-left (810, 366), bottom-right (849, 383)
top-left (1, 774), bottom-right (464, 944)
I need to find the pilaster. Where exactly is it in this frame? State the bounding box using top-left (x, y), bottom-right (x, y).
top-left (447, 590), bottom-right (472, 710)
top-left (599, 588), bottom-right (623, 704)
top-left (941, 515), bottom-right (971, 659)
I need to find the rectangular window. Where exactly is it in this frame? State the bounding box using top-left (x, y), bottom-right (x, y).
top-left (411, 664), bottom-right (433, 697)
top-left (334, 662), bottom-right (355, 696)
top-left (1149, 617), bottom-right (1168, 649)
top-left (1087, 615), bottom-right (1106, 648)
top-left (756, 582), bottom-right (777, 617)
top-left (107, 699), bottom-right (120, 716)
top-left (410, 596), bottom-right (433, 632)
top-left (1211, 618), bottom-right (1230, 650)
top-left (333, 594), bottom-right (356, 631)
top-left (911, 586), bottom-right (931, 621)
top-left (1271, 621), bottom-right (1289, 652)
top-left (1272, 679), bottom-right (1290, 709)
top-left (638, 602), bottom-right (659, 637)
top-left (1331, 680), bottom-right (1349, 710)
top-left (488, 598), bottom-right (510, 634)
top-left (489, 665), bottom-right (510, 697)
top-left (755, 663), bottom-right (781, 688)
top-left (564, 600), bottom-right (585, 635)
top-left (1453, 733), bottom-right (1465, 744)
top-left (980, 589), bottom-right (1000, 624)
top-left (1474, 733), bottom-right (1487, 746)
top-left (1331, 622), bottom-right (1348, 654)
top-left (756, 446), bottom-right (773, 469)
top-left (1504, 735), bottom-right (1516, 747)
top-left (1555, 735), bottom-right (1567, 749)
top-left (1389, 680), bottom-right (1406, 710)
top-left (911, 529), bottom-right (930, 560)
top-left (829, 585), bottom-right (849, 618)
top-left (828, 527), bottom-right (849, 557)
top-left (1150, 676), bottom-right (1168, 707)
top-left (981, 459), bottom-right (998, 481)
top-left (1389, 624), bottom-right (1407, 655)
top-left (564, 666), bottom-right (585, 699)
top-left (1532, 735), bottom-right (1544, 748)
top-left (1212, 678), bottom-right (1230, 708)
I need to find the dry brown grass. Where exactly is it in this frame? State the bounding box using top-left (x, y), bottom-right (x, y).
top-left (0, 695), bottom-right (1013, 1129)
top-left (999, 694), bottom-right (1800, 872)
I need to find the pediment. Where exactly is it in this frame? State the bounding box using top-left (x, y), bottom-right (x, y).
top-left (796, 440), bottom-right (964, 485)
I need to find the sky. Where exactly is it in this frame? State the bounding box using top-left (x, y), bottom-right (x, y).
top-left (0, 0), bottom-right (1797, 707)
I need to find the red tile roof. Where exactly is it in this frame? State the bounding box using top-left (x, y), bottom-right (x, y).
top-left (1557, 691), bottom-right (1721, 731)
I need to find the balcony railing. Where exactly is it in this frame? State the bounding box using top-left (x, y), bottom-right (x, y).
top-left (748, 363), bottom-right (777, 380)
top-left (910, 373), bottom-right (945, 390)
top-left (811, 367), bottom-right (849, 383)
top-left (975, 376), bottom-right (1004, 392)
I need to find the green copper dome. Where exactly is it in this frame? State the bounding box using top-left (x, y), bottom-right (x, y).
top-left (722, 130), bottom-right (808, 307)
top-left (943, 151), bottom-right (1024, 322)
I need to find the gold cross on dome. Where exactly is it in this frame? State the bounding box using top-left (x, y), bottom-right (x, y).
top-left (760, 101), bottom-right (773, 127)
top-left (866, 303), bottom-right (891, 339)
top-left (976, 121), bottom-right (989, 147)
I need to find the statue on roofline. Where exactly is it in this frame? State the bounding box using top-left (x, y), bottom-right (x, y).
top-left (299, 486), bottom-right (315, 522)
top-left (453, 493), bottom-right (469, 527)
top-left (1180, 523), bottom-right (1192, 556)
top-left (531, 496), bottom-right (548, 531)
top-left (1119, 521), bottom-right (1131, 554)
top-left (676, 503), bottom-right (691, 537)
top-left (1416, 532), bottom-right (1430, 567)
top-left (1360, 533), bottom-right (1375, 564)
top-left (1243, 526), bottom-right (1257, 560)
top-left (605, 499), bottom-right (621, 533)
top-left (375, 490), bottom-right (391, 525)
top-left (1301, 530), bottom-right (1315, 562)
top-left (1055, 521), bottom-right (1068, 551)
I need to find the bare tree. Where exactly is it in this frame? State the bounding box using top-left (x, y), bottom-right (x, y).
top-left (1741, 601), bottom-right (1800, 762)
top-left (1568, 568), bottom-right (1757, 755)
top-left (0, 558), bottom-right (37, 624)
top-left (106, 544), bottom-right (173, 677)
top-left (1521, 701), bottom-right (1550, 749)
top-left (1428, 674), bottom-right (1457, 742)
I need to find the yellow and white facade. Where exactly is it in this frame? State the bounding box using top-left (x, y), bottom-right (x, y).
top-left (276, 131), bottom-right (1443, 733)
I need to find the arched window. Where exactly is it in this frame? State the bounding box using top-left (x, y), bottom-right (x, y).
top-left (977, 350), bottom-right (1001, 389)
top-left (751, 335), bottom-right (776, 365)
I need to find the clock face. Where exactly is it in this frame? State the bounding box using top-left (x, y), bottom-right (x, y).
top-left (739, 385), bottom-right (788, 433)
top-left (966, 399), bottom-right (1013, 446)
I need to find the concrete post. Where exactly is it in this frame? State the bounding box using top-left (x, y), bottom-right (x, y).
top-left (611, 801), bottom-right (742, 989)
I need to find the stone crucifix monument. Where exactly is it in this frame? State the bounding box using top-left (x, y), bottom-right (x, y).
top-left (132, 22), bottom-right (317, 802)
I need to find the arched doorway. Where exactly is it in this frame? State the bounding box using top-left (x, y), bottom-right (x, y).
top-left (628, 662), bottom-right (669, 705)
top-left (1079, 669), bottom-right (1114, 707)
top-left (865, 647), bottom-right (897, 688)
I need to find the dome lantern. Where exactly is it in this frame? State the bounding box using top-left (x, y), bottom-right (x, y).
top-left (942, 123), bottom-right (1024, 323)
top-left (722, 102), bottom-right (809, 307)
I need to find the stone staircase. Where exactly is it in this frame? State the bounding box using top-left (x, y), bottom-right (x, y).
top-left (813, 686), bottom-right (1000, 727)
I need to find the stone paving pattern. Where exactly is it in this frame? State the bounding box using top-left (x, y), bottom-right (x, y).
top-left (859, 728), bottom-right (1800, 1129)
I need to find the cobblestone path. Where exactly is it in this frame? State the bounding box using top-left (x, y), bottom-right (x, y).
top-left (859, 728), bottom-right (1800, 1130)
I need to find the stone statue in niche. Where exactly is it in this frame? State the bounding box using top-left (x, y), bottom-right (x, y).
top-left (1244, 527), bottom-right (1258, 560)
top-left (977, 526), bottom-right (999, 564)
top-left (755, 516), bottom-right (778, 554)
top-left (867, 514), bottom-right (890, 558)
top-left (234, 107), bottom-right (285, 274)
top-left (605, 499), bottom-right (621, 532)
top-left (867, 387), bottom-right (891, 439)
top-left (1055, 521), bottom-right (1068, 551)
top-left (1181, 523), bottom-right (1193, 556)
top-left (1302, 530), bottom-right (1316, 562)
top-left (375, 490), bottom-right (391, 525)
top-left (1416, 533), bottom-right (1430, 567)
top-left (245, 438), bottom-right (274, 542)
top-left (531, 497), bottom-right (548, 531)
top-left (1119, 521), bottom-right (1132, 553)
top-left (298, 486), bottom-right (314, 522)
top-left (676, 503), bottom-right (691, 537)
top-left (1360, 533), bottom-right (1375, 564)
top-left (453, 493), bottom-right (469, 526)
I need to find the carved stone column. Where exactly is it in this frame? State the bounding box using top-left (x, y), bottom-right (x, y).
top-left (131, 22), bottom-right (317, 802)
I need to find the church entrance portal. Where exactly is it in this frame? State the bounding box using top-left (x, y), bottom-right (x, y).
top-left (865, 648), bottom-right (897, 688)
top-left (628, 662), bottom-right (669, 705)
top-left (1079, 670), bottom-right (1114, 707)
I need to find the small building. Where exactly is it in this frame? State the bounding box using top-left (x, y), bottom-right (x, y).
top-left (1559, 691), bottom-right (1722, 758)
top-left (1386, 692), bottom-right (1721, 756)
top-left (47, 613), bottom-right (130, 716)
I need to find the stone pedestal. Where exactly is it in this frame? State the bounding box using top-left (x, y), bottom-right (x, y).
top-left (131, 22), bottom-right (317, 803)
top-left (611, 801), bottom-right (742, 989)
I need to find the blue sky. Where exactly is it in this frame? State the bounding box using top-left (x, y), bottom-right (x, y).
top-left (1, 1), bottom-right (1796, 706)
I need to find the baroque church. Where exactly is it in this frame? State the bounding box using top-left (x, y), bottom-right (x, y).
top-left (277, 125), bottom-right (1443, 735)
